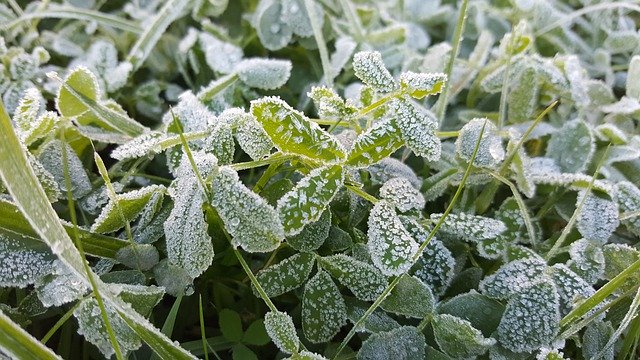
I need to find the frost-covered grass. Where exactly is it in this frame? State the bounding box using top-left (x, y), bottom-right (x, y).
top-left (1, 0), bottom-right (640, 359)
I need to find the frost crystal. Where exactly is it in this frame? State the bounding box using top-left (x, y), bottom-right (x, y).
top-left (231, 109), bottom-right (273, 160)
top-left (480, 258), bottom-right (547, 300)
top-left (550, 264), bottom-right (595, 316)
top-left (367, 201), bottom-right (419, 276)
top-left (432, 314), bottom-right (496, 358)
top-left (616, 181), bottom-right (640, 236)
top-left (281, 0), bottom-right (317, 37)
top-left (379, 177), bottom-right (425, 212)
top-left (346, 118), bottom-right (404, 168)
top-left (277, 165), bottom-right (344, 236)
top-left (568, 238), bottom-right (605, 284)
top-left (368, 158), bottom-right (421, 189)
top-left (412, 239), bottom-right (455, 296)
top-left (166, 91), bottom-right (215, 133)
top-left (302, 270), bottom-right (347, 343)
top-left (55, 66), bottom-right (101, 118)
top-left (36, 260), bottom-right (87, 307)
top-left (37, 140), bottom-right (92, 199)
top-left (389, 97), bottom-right (441, 161)
top-left (576, 191), bottom-right (619, 244)
top-left (455, 118), bottom-right (505, 168)
top-left (116, 244), bottom-right (160, 272)
top-left (308, 86), bottom-right (357, 120)
top-left (265, 310), bottom-right (299, 354)
top-left (199, 32), bottom-right (243, 74)
top-left (254, 0), bottom-right (292, 51)
top-left (357, 326), bottom-right (425, 360)
top-left (287, 210), bottom-right (331, 252)
top-left (204, 120), bottom-right (234, 164)
top-left (399, 71), bottom-right (447, 99)
top-left (380, 275), bottom-right (434, 318)
top-left (320, 254), bottom-right (387, 301)
top-left (211, 166), bottom-right (284, 252)
top-left (111, 131), bottom-right (166, 161)
top-left (546, 119), bottom-right (594, 173)
top-left (236, 58), bottom-right (292, 90)
top-left (92, 185), bottom-right (165, 234)
top-left (254, 253), bottom-right (315, 298)
top-left (431, 212), bottom-right (507, 242)
top-left (0, 232), bottom-right (55, 288)
top-left (497, 280), bottom-right (560, 353)
top-left (352, 51), bottom-right (397, 93)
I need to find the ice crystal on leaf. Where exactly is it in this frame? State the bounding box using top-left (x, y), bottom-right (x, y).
top-left (550, 264), bottom-right (595, 316)
top-left (116, 244), bottom-right (160, 272)
top-left (281, 0), bottom-right (317, 37)
top-left (287, 210), bottom-right (331, 252)
top-left (568, 238), bottom-right (605, 284)
top-left (254, 253), bottom-right (315, 298)
top-left (320, 254), bottom-right (387, 301)
top-left (602, 244), bottom-right (640, 292)
top-left (152, 259), bottom-right (194, 296)
top-left (204, 120), bottom-right (234, 165)
top-left (430, 212), bottom-right (507, 243)
top-left (368, 158), bottom-right (421, 189)
top-left (302, 270), bottom-right (347, 343)
top-left (37, 139), bottom-right (92, 200)
top-left (379, 177), bottom-right (425, 212)
top-left (455, 118), bottom-right (505, 168)
top-left (412, 239), bottom-right (456, 296)
top-left (230, 108), bottom-right (274, 160)
top-left (36, 260), bottom-right (87, 307)
top-left (236, 58), bottom-right (292, 90)
top-left (346, 118), bottom-right (404, 168)
top-left (546, 119), bottom-right (594, 173)
top-left (308, 86), bottom-right (357, 120)
top-left (211, 166), bottom-right (284, 252)
top-left (277, 165), bottom-right (344, 236)
top-left (616, 181), bottom-right (640, 236)
top-left (582, 321), bottom-right (614, 360)
top-left (432, 314), bottom-right (496, 359)
top-left (199, 32), bottom-right (243, 75)
top-left (352, 51), bottom-right (397, 93)
top-left (55, 66), bottom-right (100, 118)
top-left (265, 310), bottom-right (299, 354)
top-left (254, 0), bottom-right (292, 51)
top-left (0, 231), bottom-right (55, 288)
top-left (166, 91), bottom-right (215, 134)
top-left (389, 97), bottom-right (441, 161)
top-left (480, 258), bottom-right (547, 300)
top-left (110, 131), bottom-right (165, 161)
top-left (357, 326), bottom-right (425, 360)
top-left (380, 275), bottom-right (434, 318)
top-left (92, 185), bottom-right (165, 234)
top-left (399, 71), bottom-right (447, 99)
top-left (576, 191), bottom-right (619, 244)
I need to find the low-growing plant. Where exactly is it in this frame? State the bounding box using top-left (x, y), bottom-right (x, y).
top-left (1, 0), bottom-right (640, 359)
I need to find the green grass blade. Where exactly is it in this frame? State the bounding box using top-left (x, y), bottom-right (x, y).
top-left (0, 310), bottom-right (63, 360)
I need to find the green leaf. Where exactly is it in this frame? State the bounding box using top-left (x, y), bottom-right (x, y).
top-left (367, 201), bottom-right (419, 276)
top-left (380, 275), bottom-right (435, 318)
top-left (0, 229), bottom-right (55, 288)
top-left (36, 260), bottom-right (87, 307)
top-left (546, 119), bottom-right (594, 173)
top-left (219, 309), bottom-right (243, 343)
top-left (37, 139), bottom-right (92, 200)
top-left (254, 253), bottom-right (315, 298)
top-left (116, 283), bottom-right (164, 318)
top-left (568, 238), bottom-right (605, 284)
top-left (583, 320), bottom-right (614, 360)
top-left (320, 254), bottom-right (388, 301)
top-left (576, 191), bottom-right (619, 244)
top-left (412, 239), bottom-right (456, 296)
top-left (211, 166), bottom-right (284, 252)
top-left (250, 97), bottom-right (346, 162)
top-left (153, 259), bottom-right (194, 297)
top-left (286, 351), bottom-right (328, 360)
top-left (232, 343), bottom-right (258, 360)
top-left (204, 121), bottom-right (235, 165)
top-left (437, 291), bottom-right (505, 337)
top-left (352, 51), bottom-right (397, 93)
top-left (550, 264), bottom-right (595, 316)
top-left (236, 58), bottom-right (292, 90)
top-left (399, 71), bottom-right (447, 99)
top-left (455, 118), bottom-right (505, 168)
top-left (56, 66), bottom-right (100, 117)
top-left (110, 131), bottom-right (166, 161)
top-left (432, 314), bottom-right (496, 358)
top-left (302, 270), bottom-right (347, 343)
top-left (430, 212), bottom-right (506, 243)
top-left (243, 320), bottom-right (270, 346)
top-left (346, 118), bottom-right (404, 168)
top-left (602, 244), bottom-right (640, 292)
top-left (390, 97), bottom-right (441, 161)
top-left (508, 65), bottom-right (540, 123)
top-left (0, 310), bottom-right (63, 360)
top-left (232, 109), bottom-right (274, 160)
top-left (254, 0), bottom-right (292, 51)
top-left (277, 164), bottom-right (344, 236)
top-left (357, 326), bottom-right (425, 360)
top-left (265, 310), bottom-right (299, 354)
top-left (479, 258), bottom-right (547, 300)
top-left (287, 209), bottom-right (331, 252)
top-left (379, 177), bottom-right (425, 212)
top-left (92, 185), bottom-right (165, 234)
top-left (116, 244), bottom-right (160, 272)
top-left (616, 181), bottom-right (640, 236)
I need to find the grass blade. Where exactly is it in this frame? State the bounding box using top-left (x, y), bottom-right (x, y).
top-left (0, 310), bottom-right (63, 360)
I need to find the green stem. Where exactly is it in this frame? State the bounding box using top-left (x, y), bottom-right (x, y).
top-left (346, 184), bottom-right (378, 204)
top-left (197, 73), bottom-right (239, 102)
top-left (304, 0), bottom-right (333, 86)
top-left (231, 153), bottom-right (295, 171)
top-left (41, 298), bottom-right (84, 344)
top-left (337, 0), bottom-right (364, 41)
top-left (199, 295), bottom-right (210, 360)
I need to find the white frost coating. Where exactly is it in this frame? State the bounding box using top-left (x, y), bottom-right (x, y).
top-left (302, 270), bottom-right (347, 343)
top-left (368, 158), bottom-right (421, 189)
top-left (308, 86), bottom-right (357, 120)
top-left (37, 140), bottom-right (92, 199)
top-left (546, 119), bottom-right (594, 173)
top-left (285, 351), bottom-right (328, 360)
top-left (287, 210), bottom-right (331, 252)
top-left (0, 233), bottom-right (54, 288)
top-left (254, 0), bottom-right (292, 51)
top-left (432, 314), bottom-right (496, 358)
top-left (352, 51), bottom-right (397, 93)
top-left (228, 108), bottom-right (274, 160)
top-left (320, 254), bottom-right (387, 301)
top-left (497, 280), bottom-right (560, 353)
top-left (564, 55), bottom-right (590, 107)
top-left (389, 97), bottom-right (441, 161)
top-left (111, 131), bottom-right (166, 161)
top-left (199, 32), bottom-right (243, 74)
top-left (379, 177), bottom-right (425, 212)
top-left (616, 181), bottom-right (640, 236)
top-left (281, 0), bottom-right (317, 37)
top-left (236, 58), bottom-right (292, 90)
top-left (346, 117), bottom-right (404, 168)
top-left (204, 121), bottom-right (234, 164)
top-left (254, 253), bottom-right (315, 298)
top-left (480, 258), bottom-right (547, 299)
top-left (116, 244), bottom-right (160, 272)
top-left (367, 201), bottom-right (419, 276)
top-left (74, 298), bottom-right (142, 358)
top-left (430, 212), bottom-right (507, 243)
top-left (455, 118), bottom-right (505, 168)
top-left (36, 260), bottom-right (87, 307)
top-left (413, 239), bottom-right (456, 296)
top-left (330, 37), bottom-right (357, 77)
top-left (550, 264), bottom-right (595, 316)
top-left (91, 184), bottom-right (165, 234)
top-left (211, 166), bottom-right (284, 252)
top-left (568, 238), bottom-right (605, 284)
top-left (164, 91), bottom-right (215, 133)
top-left (576, 191), bottom-right (619, 244)
top-left (357, 326), bottom-right (425, 360)
top-left (399, 71), bottom-right (447, 99)
top-left (164, 151), bottom-right (217, 279)
top-left (380, 275), bottom-right (434, 318)
top-left (264, 310), bottom-right (299, 354)
top-left (13, 87), bottom-right (43, 132)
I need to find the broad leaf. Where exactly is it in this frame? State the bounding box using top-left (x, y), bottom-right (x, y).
top-left (550, 264), bottom-right (595, 316)
top-left (568, 238), bottom-right (604, 284)
top-left (438, 291), bottom-right (505, 337)
top-left (576, 191), bottom-right (619, 244)
top-left (236, 58), bottom-right (292, 90)
top-left (616, 181), bottom-right (640, 236)
top-left (265, 310), bottom-right (299, 354)
top-left (399, 71), bottom-right (446, 99)
top-left (379, 177), bottom-right (425, 212)
top-left (346, 118), bottom-right (404, 168)
top-left (320, 254), bottom-right (387, 301)
top-left (254, 253), bottom-right (315, 298)
top-left (36, 260), bottom-right (87, 307)
top-left (287, 209), bottom-right (331, 252)
top-left (357, 326), bottom-right (425, 360)
top-left (412, 239), bottom-right (456, 296)
top-left (546, 119), bottom-right (594, 173)
top-left (0, 230), bottom-right (55, 288)
top-left (432, 314), bottom-right (496, 358)
top-left (116, 283), bottom-right (164, 318)
top-left (232, 109), bottom-right (273, 160)
top-left (430, 212), bottom-right (506, 243)
top-left (380, 275), bottom-right (434, 318)
top-left (455, 118), bottom-right (505, 168)
top-left (390, 97), bottom-right (441, 161)
top-left (479, 258), bottom-right (547, 299)
top-left (352, 51), bottom-right (397, 93)
top-left (92, 185), bottom-right (165, 234)
top-left (302, 270), bottom-right (347, 343)
top-left (37, 140), bottom-right (92, 200)
top-left (56, 66), bottom-right (100, 117)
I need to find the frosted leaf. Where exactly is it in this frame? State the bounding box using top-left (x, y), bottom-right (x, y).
top-left (546, 119), bottom-right (594, 173)
top-left (604, 30), bottom-right (640, 54)
top-left (616, 181), bottom-right (640, 236)
top-left (497, 280), bottom-right (560, 353)
top-left (164, 151), bottom-right (217, 278)
top-left (74, 297), bottom-right (141, 358)
top-left (92, 185), bottom-right (165, 234)
top-left (320, 254), bottom-right (387, 301)
top-left (254, 0), bottom-right (292, 51)
top-left (478, 198), bottom-right (526, 259)
top-left (212, 166), bottom-right (284, 252)
top-left (232, 109), bottom-right (273, 160)
top-left (204, 121), bottom-right (234, 165)
top-left (287, 209), bottom-right (331, 251)
top-left (430, 212), bottom-right (506, 243)
top-left (153, 259), bottom-right (194, 296)
top-left (627, 55), bottom-right (640, 99)
top-left (330, 37), bottom-right (357, 77)
top-left (9, 52), bottom-right (37, 81)
top-left (133, 200), bottom-right (170, 245)
top-left (537, 348), bottom-right (566, 360)
top-left (345, 298), bottom-right (400, 334)
top-left (600, 96), bottom-right (640, 115)
top-left (115, 283), bottom-right (164, 318)
top-left (302, 270), bottom-right (347, 343)
top-left (480, 258), bottom-right (547, 300)
top-left (0, 231), bottom-right (55, 288)
top-left (29, 153), bottom-right (61, 202)
top-left (568, 239), bottom-right (604, 284)
top-left (110, 131), bottom-right (166, 161)
top-left (432, 314), bottom-right (496, 358)
top-left (116, 244), bottom-right (160, 272)
top-left (166, 91), bottom-right (215, 134)
top-left (22, 111), bottom-right (58, 147)
top-left (582, 321), bottom-right (614, 360)
top-left (254, 253), bottom-right (315, 298)
top-left (346, 118), bottom-right (404, 168)
top-left (35, 260), bottom-right (86, 307)
top-left (285, 351), bottom-right (328, 360)
top-left (380, 275), bottom-right (434, 318)
top-left (280, 0), bottom-right (317, 37)
top-left (367, 201), bottom-right (419, 276)
top-left (564, 56), bottom-right (590, 107)
top-left (412, 239), bottom-right (455, 296)
top-left (55, 66), bottom-right (100, 118)
top-left (508, 65), bottom-right (540, 123)
top-left (264, 310), bottom-right (299, 354)
top-left (368, 158), bottom-right (421, 189)
top-left (308, 86), bottom-right (357, 120)
top-left (455, 118), bottom-right (505, 168)
top-left (389, 97), bottom-right (441, 161)
top-left (322, 226), bottom-right (353, 252)
top-left (37, 140), bottom-right (92, 199)
top-left (602, 244), bottom-right (640, 292)
top-left (352, 51), bottom-right (397, 93)
top-left (277, 165), bottom-right (344, 236)
top-left (399, 71), bottom-right (446, 99)
top-left (379, 177), bottom-right (425, 212)
top-left (13, 87), bottom-right (43, 132)
top-left (199, 32), bottom-right (243, 74)
top-left (236, 58), bottom-right (292, 90)
top-left (437, 290), bottom-right (505, 337)
top-left (357, 326), bottom-right (425, 360)
top-left (576, 191), bottom-right (619, 244)
top-left (550, 264), bottom-right (595, 316)
top-left (250, 96), bottom-right (346, 162)
top-left (104, 62), bottom-right (132, 92)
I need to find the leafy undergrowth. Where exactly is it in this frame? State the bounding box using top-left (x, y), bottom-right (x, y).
top-left (1, 0), bottom-right (640, 359)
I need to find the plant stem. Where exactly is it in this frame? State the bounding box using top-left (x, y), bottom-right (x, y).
top-left (197, 73), bottom-right (240, 102)
top-left (41, 299), bottom-right (84, 344)
top-left (346, 184), bottom-right (378, 204)
top-left (305, 0), bottom-right (333, 86)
